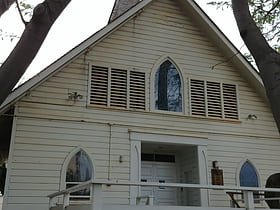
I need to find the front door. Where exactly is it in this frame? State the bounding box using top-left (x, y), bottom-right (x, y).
top-left (141, 161), bottom-right (178, 205)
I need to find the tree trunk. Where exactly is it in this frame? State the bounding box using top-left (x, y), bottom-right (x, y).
top-left (0, 0), bottom-right (15, 17)
top-left (231, 0), bottom-right (280, 133)
top-left (0, 0), bottom-right (71, 105)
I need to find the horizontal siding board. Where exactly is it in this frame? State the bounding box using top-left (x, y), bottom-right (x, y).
top-left (17, 102), bottom-right (279, 135)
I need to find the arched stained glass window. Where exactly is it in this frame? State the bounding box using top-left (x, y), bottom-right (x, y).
top-left (239, 161), bottom-right (260, 203)
top-left (154, 60), bottom-right (182, 112)
top-left (66, 150), bottom-right (92, 199)
top-left (239, 161), bottom-right (259, 187)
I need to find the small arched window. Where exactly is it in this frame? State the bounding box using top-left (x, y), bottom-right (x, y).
top-left (154, 60), bottom-right (182, 112)
top-left (66, 150), bottom-right (92, 199)
top-left (239, 161), bottom-right (259, 187)
top-left (239, 161), bottom-right (260, 202)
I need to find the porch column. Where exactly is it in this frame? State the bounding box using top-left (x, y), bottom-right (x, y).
top-left (91, 183), bottom-right (103, 210)
top-left (198, 145), bottom-right (209, 207)
top-left (129, 140), bottom-right (141, 205)
top-left (243, 191), bottom-right (254, 210)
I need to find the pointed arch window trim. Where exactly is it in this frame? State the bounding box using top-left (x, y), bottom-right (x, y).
top-left (152, 58), bottom-right (184, 113)
top-left (239, 160), bottom-right (259, 187)
top-left (237, 160), bottom-right (261, 204)
top-left (60, 147), bottom-right (94, 201)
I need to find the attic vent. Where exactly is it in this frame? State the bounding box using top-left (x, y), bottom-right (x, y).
top-left (89, 65), bottom-right (146, 110)
top-left (90, 66), bottom-right (108, 106)
top-left (111, 69), bottom-right (127, 108)
top-left (129, 71), bottom-right (146, 109)
top-left (190, 79), bottom-right (239, 120)
top-left (207, 81), bottom-right (222, 118)
top-left (190, 79), bottom-right (205, 116)
top-left (223, 83), bottom-right (238, 119)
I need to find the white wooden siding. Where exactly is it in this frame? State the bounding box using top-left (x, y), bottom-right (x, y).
top-left (4, 0), bottom-right (280, 209)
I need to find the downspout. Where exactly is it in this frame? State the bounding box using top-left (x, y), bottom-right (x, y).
top-left (108, 123), bottom-right (113, 180)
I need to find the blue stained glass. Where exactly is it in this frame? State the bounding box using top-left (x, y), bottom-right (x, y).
top-left (240, 161), bottom-right (259, 187)
top-left (154, 60), bottom-right (182, 112)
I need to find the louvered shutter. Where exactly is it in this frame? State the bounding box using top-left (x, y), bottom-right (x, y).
top-left (129, 71), bottom-right (146, 110)
top-left (223, 83), bottom-right (238, 119)
top-left (190, 79), bottom-right (206, 116)
top-left (110, 68), bottom-right (127, 108)
top-left (207, 81), bottom-right (222, 118)
top-left (90, 66), bottom-right (108, 106)
top-left (190, 78), bottom-right (239, 120)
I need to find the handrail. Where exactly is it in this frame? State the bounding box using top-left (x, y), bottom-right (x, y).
top-left (48, 179), bottom-right (280, 199)
top-left (48, 180), bottom-right (280, 210)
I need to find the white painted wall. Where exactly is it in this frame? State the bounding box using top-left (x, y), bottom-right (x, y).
top-left (3, 0), bottom-right (280, 209)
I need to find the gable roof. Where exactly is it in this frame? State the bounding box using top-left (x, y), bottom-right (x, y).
top-left (0, 0), bottom-right (266, 113)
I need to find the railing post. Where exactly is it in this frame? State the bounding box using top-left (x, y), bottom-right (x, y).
top-left (91, 183), bottom-right (102, 210)
top-left (63, 193), bottom-right (70, 209)
top-left (148, 195), bottom-right (154, 206)
top-left (243, 191), bottom-right (254, 210)
top-left (49, 197), bottom-right (56, 209)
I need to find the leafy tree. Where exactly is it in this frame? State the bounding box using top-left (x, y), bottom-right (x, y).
top-left (209, 0), bottom-right (280, 132)
top-left (0, 0), bottom-right (71, 105)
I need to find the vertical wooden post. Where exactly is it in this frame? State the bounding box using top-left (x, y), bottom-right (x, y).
top-left (91, 183), bottom-right (103, 210)
top-left (243, 191), bottom-right (254, 210)
top-left (148, 195), bottom-right (154, 206)
top-left (63, 193), bottom-right (70, 209)
top-left (49, 197), bottom-right (56, 209)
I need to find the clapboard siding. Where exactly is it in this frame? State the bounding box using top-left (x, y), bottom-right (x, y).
top-left (5, 0), bottom-right (280, 209)
top-left (7, 116), bottom-right (131, 207)
top-left (17, 102), bottom-right (279, 135)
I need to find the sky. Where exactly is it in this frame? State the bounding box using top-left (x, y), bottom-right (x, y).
top-left (0, 0), bottom-right (246, 83)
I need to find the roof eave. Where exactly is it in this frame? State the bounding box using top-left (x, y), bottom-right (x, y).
top-left (0, 0), bottom-right (153, 114)
top-left (178, 0), bottom-right (267, 101)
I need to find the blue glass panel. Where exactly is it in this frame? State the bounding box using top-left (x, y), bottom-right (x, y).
top-left (240, 161), bottom-right (258, 187)
top-left (154, 60), bottom-right (182, 112)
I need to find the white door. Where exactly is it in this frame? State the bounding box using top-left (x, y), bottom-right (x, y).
top-left (141, 161), bottom-right (177, 205)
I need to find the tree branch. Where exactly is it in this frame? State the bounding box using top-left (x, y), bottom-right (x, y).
top-left (15, 0), bottom-right (27, 26)
top-left (232, 0), bottom-right (280, 133)
top-left (0, 0), bottom-right (71, 105)
top-left (263, 0), bottom-right (280, 19)
top-left (0, 0), bottom-right (16, 17)
top-left (231, 0), bottom-right (274, 63)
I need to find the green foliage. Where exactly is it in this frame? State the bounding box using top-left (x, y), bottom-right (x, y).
top-left (208, 0), bottom-right (280, 51)
top-left (19, 0), bottom-right (33, 19)
top-left (0, 1), bottom-right (33, 42)
top-left (0, 29), bottom-right (19, 42)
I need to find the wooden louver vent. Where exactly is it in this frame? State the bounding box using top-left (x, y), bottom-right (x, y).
top-left (190, 79), bottom-right (238, 120)
top-left (90, 66), bottom-right (108, 106)
top-left (207, 81), bottom-right (222, 118)
top-left (190, 79), bottom-right (205, 116)
top-left (129, 71), bottom-right (145, 110)
top-left (89, 65), bottom-right (146, 110)
top-left (110, 69), bottom-right (127, 108)
top-left (223, 83), bottom-right (238, 119)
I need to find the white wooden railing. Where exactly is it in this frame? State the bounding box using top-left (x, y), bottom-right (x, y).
top-left (48, 180), bottom-right (280, 210)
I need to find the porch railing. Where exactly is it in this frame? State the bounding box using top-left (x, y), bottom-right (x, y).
top-left (0, 194), bottom-right (2, 210)
top-left (48, 180), bottom-right (280, 210)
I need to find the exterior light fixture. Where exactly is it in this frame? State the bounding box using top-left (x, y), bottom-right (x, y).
top-left (247, 114), bottom-right (257, 120)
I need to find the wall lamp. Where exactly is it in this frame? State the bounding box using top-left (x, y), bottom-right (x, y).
top-left (247, 114), bottom-right (257, 120)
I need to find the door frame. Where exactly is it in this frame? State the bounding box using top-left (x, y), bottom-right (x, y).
top-left (129, 131), bottom-right (209, 206)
